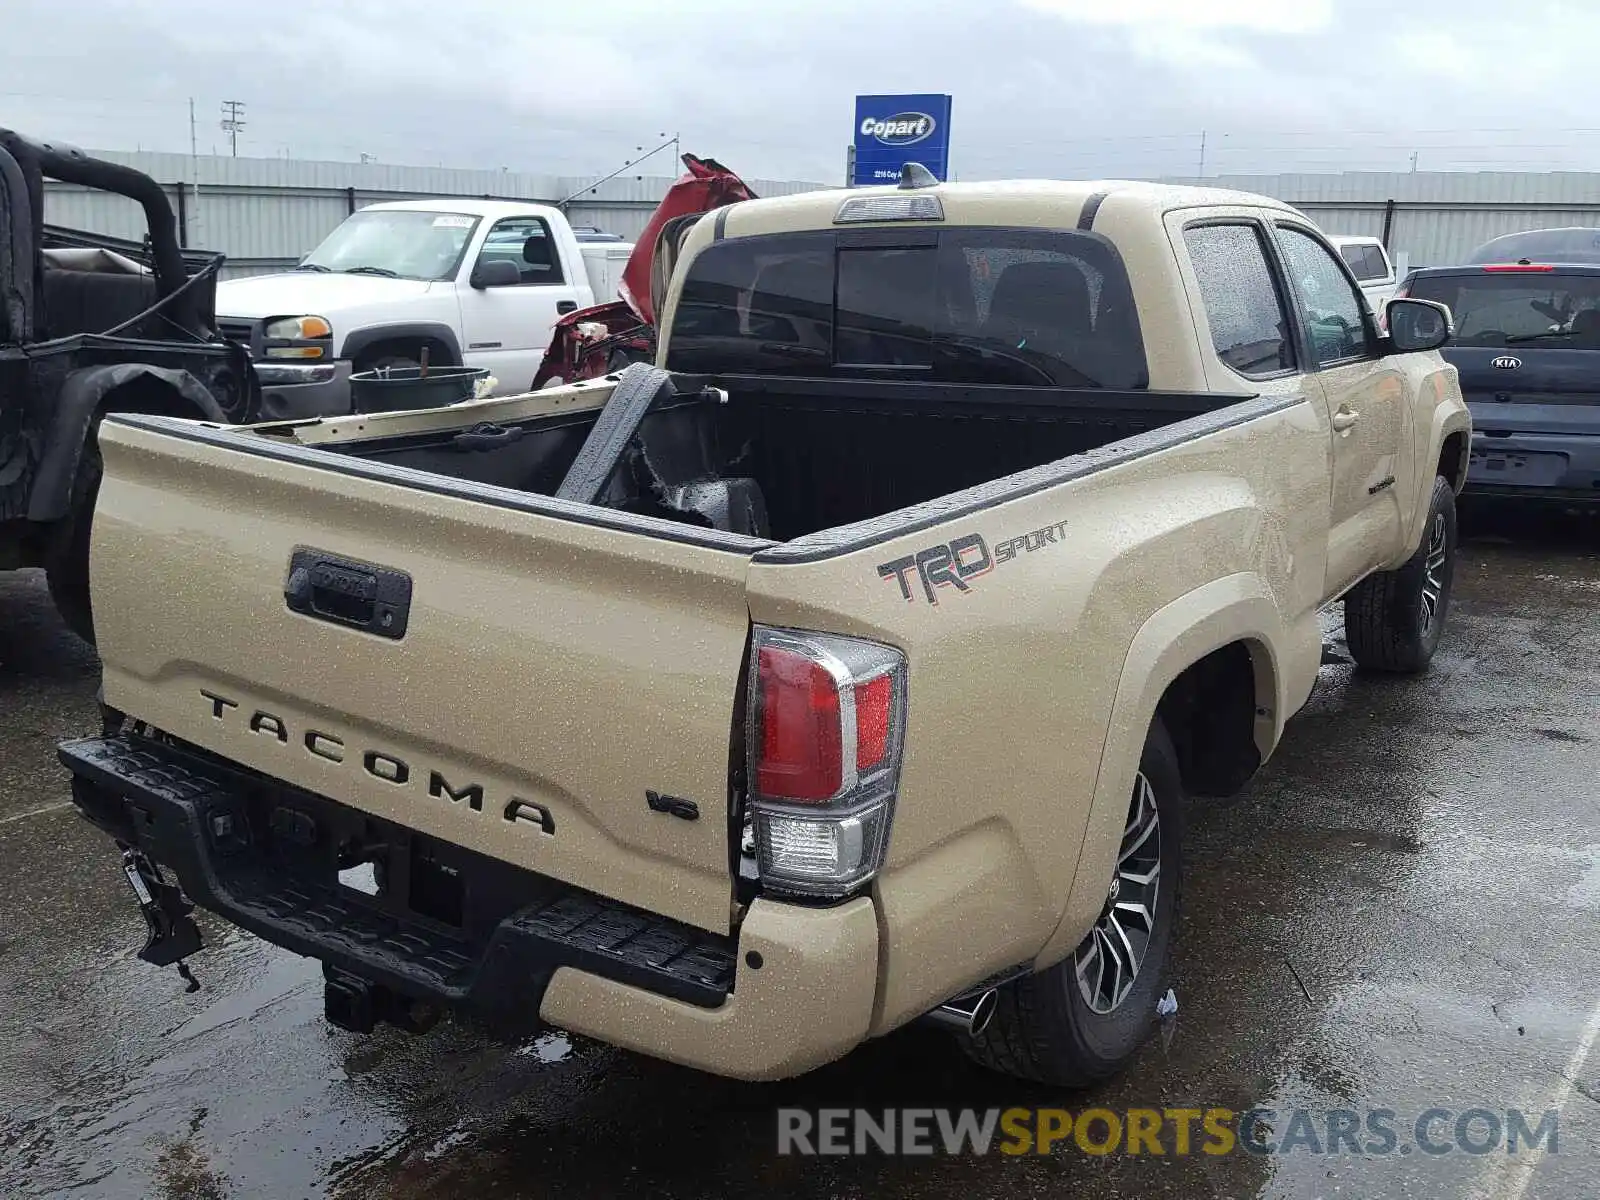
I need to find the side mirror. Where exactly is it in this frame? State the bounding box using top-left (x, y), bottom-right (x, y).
top-left (1385, 298), bottom-right (1452, 353)
top-left (470, 259), bottom-right (522, 289)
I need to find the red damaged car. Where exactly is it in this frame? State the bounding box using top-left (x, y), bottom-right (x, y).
top-left (531, 154), bottom-right (757, 389)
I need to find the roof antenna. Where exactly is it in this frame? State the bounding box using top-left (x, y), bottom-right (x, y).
top-left (898, 162), bottom-right (939, 190)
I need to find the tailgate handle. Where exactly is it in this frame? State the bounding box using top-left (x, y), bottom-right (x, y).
top-left (284, 548), bottom-right (412, 639)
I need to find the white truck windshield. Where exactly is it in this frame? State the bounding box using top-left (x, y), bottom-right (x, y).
top-left (299, 210), bottom-right (482, 282)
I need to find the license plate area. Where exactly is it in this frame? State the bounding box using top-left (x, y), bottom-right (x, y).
top-left (222, 769), bottom-right (561, 944)
top-left (1469, 448), bottom-right (1570, 486)
top-left (62, 735), bottom-right (741, 1011)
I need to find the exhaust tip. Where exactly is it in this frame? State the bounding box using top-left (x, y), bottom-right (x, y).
top-left (967, 988), bottom-right (997, 1037)
top-left (923, 987), bottom-right (1000, 1038)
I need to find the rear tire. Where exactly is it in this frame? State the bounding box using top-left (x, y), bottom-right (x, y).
top-left (43, 432), bottom-right (102, 646)
top-left (961, 719), bottom-right (1183, 1086)
top-left (1343, 475), bottom-right (1457, 673)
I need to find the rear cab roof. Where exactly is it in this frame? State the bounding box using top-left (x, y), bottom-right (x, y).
top-left (695, 178), bottom-right (1301, 238)
top-left (661, 179), bottom-right (1304, 392)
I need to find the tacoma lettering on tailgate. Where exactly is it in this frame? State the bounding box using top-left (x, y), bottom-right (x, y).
top-left (197, 689), bottom-right (556, 835)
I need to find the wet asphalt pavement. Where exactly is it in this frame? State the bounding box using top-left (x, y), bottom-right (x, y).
top-left (2, 507), bottom-right (1598, 1200)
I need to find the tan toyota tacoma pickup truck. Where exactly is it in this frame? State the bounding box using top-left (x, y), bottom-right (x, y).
top-left (61, 171), bottom-right (1470, 1086)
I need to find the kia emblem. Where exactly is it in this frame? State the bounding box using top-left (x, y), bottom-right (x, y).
top-left (1491, 356), bottom-right (1522, 370)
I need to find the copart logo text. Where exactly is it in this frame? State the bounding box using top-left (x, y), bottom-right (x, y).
top-left (860, 112), bottom-right (937, 146)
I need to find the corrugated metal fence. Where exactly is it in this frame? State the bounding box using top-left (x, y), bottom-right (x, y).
top-left (41, 150), bottom-right (828, 278)
top-left (1165, 170), bottom-right (1600, 271)
top-left (40, 152), bottom-right (1600, 277)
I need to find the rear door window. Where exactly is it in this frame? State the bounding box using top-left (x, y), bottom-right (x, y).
top-left (1184, 223), bottom-right (1295, 378)
top-left (666, 228), bottom-right (1147, 388)
top-left (1406, 272), bottom-right (1600, 349)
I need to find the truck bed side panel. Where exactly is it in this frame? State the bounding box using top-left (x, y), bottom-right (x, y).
top-left (745, 394), bottom-right (1330, 1029)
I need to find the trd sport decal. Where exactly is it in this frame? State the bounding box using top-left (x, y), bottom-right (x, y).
top-left (878, 520), bottom-right (1069, 605)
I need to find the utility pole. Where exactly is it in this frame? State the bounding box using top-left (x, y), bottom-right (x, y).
top-left (220, 100), bottom-right (246, 157)
top-left (187, 97), bottom-right (200, 251)
top-left (1197, 130), bottom-right (1207, 179)
top-left (1410, 150), bottom-right (1419, 173)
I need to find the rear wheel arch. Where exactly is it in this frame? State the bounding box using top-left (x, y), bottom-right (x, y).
top-left (1155, 638), bottom-right (1271, 799)
top-left (27, 367), bottom-right (224, 523)
top-left (1036, 580), bottom-right (1289, 969)
top-left (1437, 429), bottom-right (1469, 494)
top-left (33, 370), bottom-right (219, 644)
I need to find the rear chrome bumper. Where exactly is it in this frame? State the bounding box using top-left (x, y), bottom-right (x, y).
top-left (60, 734), bottom-right (879, 1079)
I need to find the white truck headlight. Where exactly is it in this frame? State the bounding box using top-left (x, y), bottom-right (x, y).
top-left (264, 315), bottom-right (332, 340)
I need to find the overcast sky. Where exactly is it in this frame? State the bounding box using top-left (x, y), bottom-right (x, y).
top-left (5, 0), bottom-right (1600, 184)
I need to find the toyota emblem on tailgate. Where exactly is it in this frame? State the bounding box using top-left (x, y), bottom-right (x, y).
top-left (1492, 356), bottom-right (1522, 370)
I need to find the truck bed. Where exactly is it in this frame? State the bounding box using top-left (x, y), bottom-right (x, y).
top-left (283, 373), bottom-right (1254, 544)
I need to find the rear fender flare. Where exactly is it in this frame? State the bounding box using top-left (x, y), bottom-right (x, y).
top-left (25, 364), bottom-right (227, 522)
top-left (1387, 372), bottom-right (1471, 570)
top-left (1034, 573), bottom-right (1291, 968)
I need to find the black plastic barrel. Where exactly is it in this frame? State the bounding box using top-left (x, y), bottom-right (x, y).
top-left (348, 365), bottom-right (490, 413)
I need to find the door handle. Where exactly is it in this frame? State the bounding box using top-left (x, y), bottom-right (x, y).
top-left (556, 300), bottom-right (578, 314)
top-left (1332, 408), bottom-right (1361, 433)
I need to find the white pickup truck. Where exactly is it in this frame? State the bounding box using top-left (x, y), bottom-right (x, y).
top-left (216, 200), bottom-right (633, 419)
top-left (1330, 234), bottom-right (1400, 314)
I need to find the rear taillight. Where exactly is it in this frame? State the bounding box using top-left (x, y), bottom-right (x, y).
top-left (746, 627), bottom-right (908, 897)
top-left (1482, 263), bottom-right (1555, 272)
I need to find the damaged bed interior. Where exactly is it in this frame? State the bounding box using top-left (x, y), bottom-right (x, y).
top-left (287, 221), bottom-right (1253, 543)
top-left (313, 378), bottom-right (1241, 543)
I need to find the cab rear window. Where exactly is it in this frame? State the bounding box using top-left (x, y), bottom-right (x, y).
top-left (666, 228), bottom-right (1148, 388)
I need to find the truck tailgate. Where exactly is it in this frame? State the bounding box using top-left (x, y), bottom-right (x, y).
top-left (91, 417), bottom-right (754, 934)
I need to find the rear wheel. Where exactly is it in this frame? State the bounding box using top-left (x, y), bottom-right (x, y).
top-left (43, 431), bottom-right (102, 646)
top-left (1344, 475), bottom-right (1457, 673)
top-left (961, 719), bottom-right (1183, 1086)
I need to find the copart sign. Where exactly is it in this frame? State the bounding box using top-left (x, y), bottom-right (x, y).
top-left (852, 93), bottom-right (953, 186)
